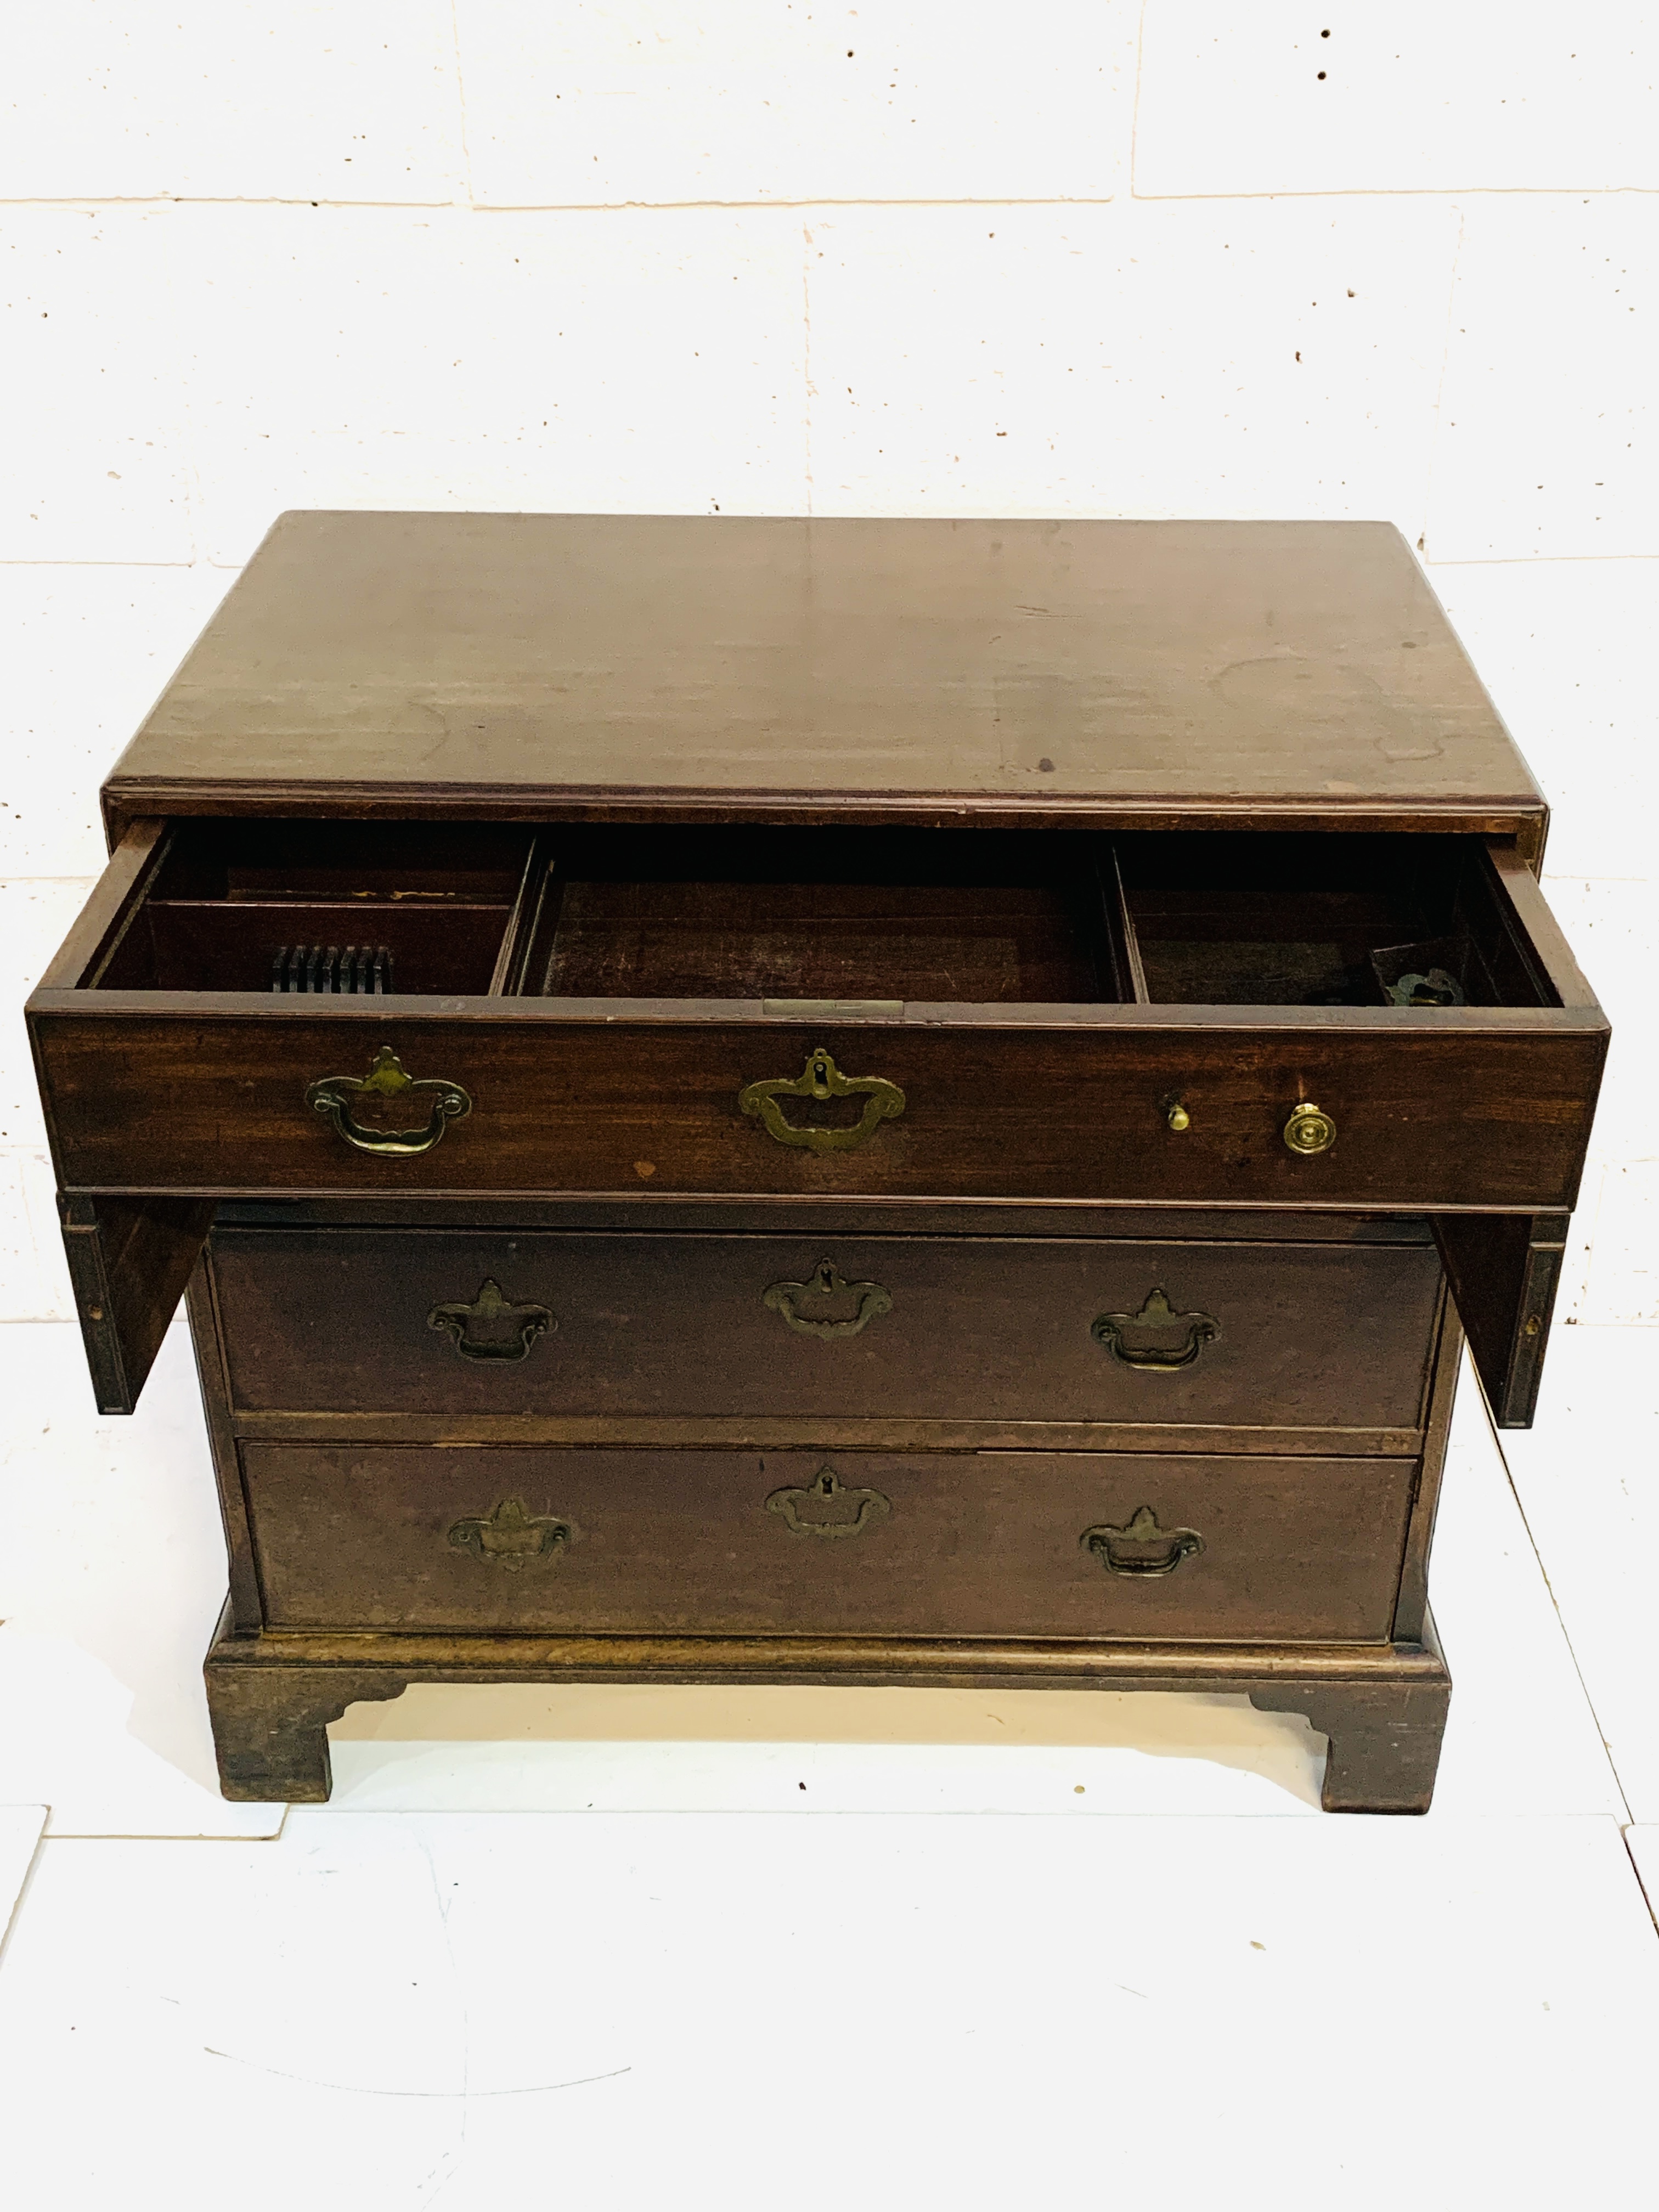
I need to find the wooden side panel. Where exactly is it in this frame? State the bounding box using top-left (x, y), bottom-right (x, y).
top-left (185, 1255), bottom-right (264, 1630)
top-left (35, 817), bottom-right (169, 989)
top-left (1484, 846), bottom-right (1602, 1008)
top-left (59, 1194), bottom-right (217, 1413)
top-left (1392, 1294), bottom-right (1462, 1641)
top-left (1434, 1211), bottom-right (1568, 1429)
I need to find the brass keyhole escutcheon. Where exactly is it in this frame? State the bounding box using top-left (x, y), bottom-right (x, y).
top-left (765, 1467), bottom-right (893, 1539)
top-left (1166, 1101), bottom-right (1191, 1133)
top-left (763, 1259), bottom-right (893, 1340)
top-left (1283, 1102), bottom-right (1336, 1156)
top-left (738, 1047), bottom-right (906, 1154)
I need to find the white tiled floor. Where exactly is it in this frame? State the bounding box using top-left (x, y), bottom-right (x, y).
top-left (0, 1322), bottom-right (281, 1836)
top-left (1627, 1827), bottom-right (1659, 1920)
top-left (0, 1806), bottom-right (44, 1943)
top-left (4, 1297), bottom-right (1657, 2208)
top-left (1495, 1327), bottom-right (1659, 1822)
top-left (1, 1813), bottom-right (1654, 2210)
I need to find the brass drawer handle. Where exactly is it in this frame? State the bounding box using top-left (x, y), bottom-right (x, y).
top-left (428, 1278), bottom-right (555, 1362)
top-left (1081, 1505), bottom-right (1204, 1578)
top-left (1283, 1102), bottom-right (1336, 1156)
top-left (763, 1259), bottom-right (894, 1340)
top-left (448, 1497), bottom-right (571, 1570)
top-left (766, 1467), bottom-right (892, 1539)
top-left (306, 1045), bottom-right (471, 1157)
top-left (1091, 1288), bottom-right (1220, 1372)
top-left (739, 1047), bottom-right (906, 1154)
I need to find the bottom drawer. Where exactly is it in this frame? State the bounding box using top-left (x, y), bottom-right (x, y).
top-left (242, 1444), bottom-right (1414, 1643)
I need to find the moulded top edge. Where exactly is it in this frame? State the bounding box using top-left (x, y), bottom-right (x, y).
top-left (98, 781), bottom-right (1549, 847)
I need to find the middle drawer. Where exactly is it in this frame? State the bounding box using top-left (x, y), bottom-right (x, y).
top-left (210, 1226), bottom-right (1440, 1433)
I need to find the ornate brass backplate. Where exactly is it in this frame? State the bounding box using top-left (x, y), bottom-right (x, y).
top-left (447, 1496), bottom-right (571, 1570)
top-left (738, 1047), bottom-right (906, 1154)
top-left (306, 1044), bottom-right (471, 1156)
top-left (765, 1466), bottom-right (893, 1539)
top-left (762, 1259), bottom-right (894, 1340)
top-left (1080, 1504), bottom-right (1205, 1579)
top-left (428, 1278), bottom-right (555, 1362)
top-left (1091, 1287), bottom-right (1220, 1372)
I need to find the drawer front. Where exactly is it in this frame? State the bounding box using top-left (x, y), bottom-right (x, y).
top-left (212, 1227), bottom-right (1441, 1434)
top-left (241, 1445), bottom-right (1414, 1642)
top-left (34, 1011), bottom-right (1601, 1211)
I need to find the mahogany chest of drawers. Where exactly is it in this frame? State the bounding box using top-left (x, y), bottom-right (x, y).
top-left (26, 512), bottom-right (1607, 1811)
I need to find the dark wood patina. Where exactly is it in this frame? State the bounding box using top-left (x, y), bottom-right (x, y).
top-left (26, 513), bottom-right (1609, 1811)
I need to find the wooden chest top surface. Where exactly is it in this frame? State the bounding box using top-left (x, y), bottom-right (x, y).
top-left (104, 511), bottom-right (1542, 839)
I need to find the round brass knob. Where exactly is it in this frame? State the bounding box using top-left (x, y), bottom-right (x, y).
top-left (1283, 1102), bottom-right (1336, 1156)
top-left (1166, 1102), bottom-right (1190, 1133)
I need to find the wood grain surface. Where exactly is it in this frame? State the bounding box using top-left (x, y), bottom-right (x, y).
top-left (30, 1004), bottom-right (1606, 1210)
top-left (102, 513), bottom-right (1545, 844)
top-left (240, 1442), bottom-right (1415, 1643)
top-left (202, 1602), bottom-right (1453, 1812)
top-left (25, 507), bottom-right (1585, 1818)
top-left (208, 1224), bottom-right (1441, 1432)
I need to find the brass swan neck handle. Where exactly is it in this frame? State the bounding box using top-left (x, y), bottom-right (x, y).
top-left (1091, 1288), bottom-right (1220, 1372)
top-left (1081, 1506), bottom-right (1205, 1578)
top-left (306, 1045), bottom-right (471, 1157)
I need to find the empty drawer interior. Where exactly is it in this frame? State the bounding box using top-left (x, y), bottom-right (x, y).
top-left (525, 826), bottom-right (1127, 1003)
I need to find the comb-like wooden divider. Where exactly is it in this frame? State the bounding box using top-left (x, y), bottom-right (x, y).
top-left (84, 820), bottom-right (549, 995)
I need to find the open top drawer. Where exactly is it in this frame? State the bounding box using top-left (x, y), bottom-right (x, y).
top-left (29, 815), bottom-right (1605, 1420)
top-left (81, 816), bottom-right (545, 997)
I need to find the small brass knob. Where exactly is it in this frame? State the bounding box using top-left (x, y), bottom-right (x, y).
top-left (1283, 1102), bottom-right (1336, 1156)
top-left (1166, 1102), bottom-right (1190, 1133)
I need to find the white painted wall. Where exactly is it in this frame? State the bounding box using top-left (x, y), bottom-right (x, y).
top-left (3, 3), bottom-right (1654, 1325)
